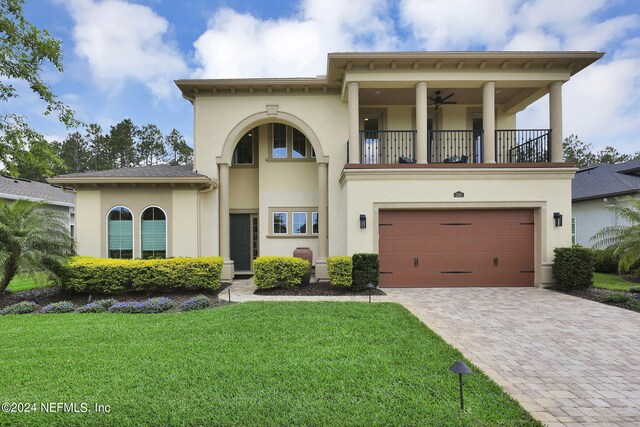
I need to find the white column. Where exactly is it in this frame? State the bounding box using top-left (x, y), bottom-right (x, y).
top-left (415, 82), bottom-right (428, 163)
top-left (347, 82), bottom-right (360, 164)
top-left (218, 163), bottom-right (234, 280)
top-left (482, 81), bottom-right (496, 163)
top-left (549, 81), bottom-right (563, 163)
top-left (315, 162), bottom-right (329, 280)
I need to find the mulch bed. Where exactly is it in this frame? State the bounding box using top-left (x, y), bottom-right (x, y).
top-left (0, 283), bottom-right (233, 312)
top-left (554, 286), bottom-right (640, 313)
top-left (254, 281), bottom-right (386, 296)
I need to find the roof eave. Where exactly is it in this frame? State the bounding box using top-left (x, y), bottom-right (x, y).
top-left (48, 176), bottom-right (218, 188)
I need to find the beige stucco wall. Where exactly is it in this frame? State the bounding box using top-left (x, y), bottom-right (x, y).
top-left (193, 93), bottom-right (348, 259)
top-left (171, 189), bottom-right (200, 256)
top-left (75, 190), bottom-right (101, 257)
top-left (74, 186), bottom-right (201, 259)
top-left (339, 167), bottom-right (575, 286)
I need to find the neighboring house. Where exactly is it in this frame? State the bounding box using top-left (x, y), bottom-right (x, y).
top-left (50, 51), bottom-right (603, 288)
top-left (572, 160), bottom-right (640, 247)
top-left (0, 174), bottom-right (75, 236)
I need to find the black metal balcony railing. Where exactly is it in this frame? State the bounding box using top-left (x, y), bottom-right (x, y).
top-left (496, 129), bottom-right (551, 163)
top-left (428, 130), bottom-right (482, 164)
top-left (359, 130), bottom-right (416, 164)
top-left (347, 128), bottom-right (551, 164)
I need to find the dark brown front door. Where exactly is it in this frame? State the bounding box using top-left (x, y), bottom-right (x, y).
top-left (378, 210), bottom-right (534, 287)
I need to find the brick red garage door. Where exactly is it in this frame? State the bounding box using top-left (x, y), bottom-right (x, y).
top-left (378, 210), bottom-right (534, 287)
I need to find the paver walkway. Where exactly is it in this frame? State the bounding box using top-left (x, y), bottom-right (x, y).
top-left (226, 280), bottom-right (640, 426)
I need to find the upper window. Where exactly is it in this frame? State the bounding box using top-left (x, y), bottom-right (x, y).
top-left (108, 206), bottom-right (133, 259)
top-left (272, 124), bottom-right (287, 158)
top-left (271, 124), bottom-right (313, 159)
top-left (141, 207), bottom-right (167, 259)
top-left (233, 130), bottom-right (254, 165)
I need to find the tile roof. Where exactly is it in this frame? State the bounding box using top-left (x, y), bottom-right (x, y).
top-left (0, 175), bottom-right (74, 205)
top-left (55, 164), bottom-right (205, 178)
top-left (572, 159), bottom-right (640, 201)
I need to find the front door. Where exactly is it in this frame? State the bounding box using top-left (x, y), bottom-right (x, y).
top-left (230, 214), bottom-right (251, 271)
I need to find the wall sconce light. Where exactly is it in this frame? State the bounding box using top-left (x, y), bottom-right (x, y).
top-left (359, 214), bottom-right (367, 229)
top-left (553, 212), bottom-right (563, 227)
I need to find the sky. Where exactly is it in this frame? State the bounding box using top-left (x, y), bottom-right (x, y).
top-left (15, 0), bottom-right (640, 154)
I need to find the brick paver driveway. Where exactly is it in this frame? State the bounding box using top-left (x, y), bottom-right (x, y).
top-left (385, 287), bottom-right (640, 426)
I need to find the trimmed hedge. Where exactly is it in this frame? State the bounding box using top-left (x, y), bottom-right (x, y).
top-left (327, 256), bottom-right (352, 287)
top-left (253, 256), bottom-right (309, 289)
top-left (62, 257), bottom-right (223, 294)
top-left (593, 249), bottom-right (619, 274)
top-left (352, 253), bottom-right (379, 291)
top-left (553, 246), bottom-right (595, 291)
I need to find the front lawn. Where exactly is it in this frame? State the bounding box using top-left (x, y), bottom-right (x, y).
top-left (593, 272), bottom-right (637, 291)
top-left (0, 302), bottom-right (539, 426)
top-left (6, 272), bottom-right (53, 292)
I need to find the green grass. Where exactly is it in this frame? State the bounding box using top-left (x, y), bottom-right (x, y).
top-left (0, 302), bottom-right (540, 427)
top-left (5, 272), bottom-right (53, 292)
top-left (593, 273), bottom-right (637, 291)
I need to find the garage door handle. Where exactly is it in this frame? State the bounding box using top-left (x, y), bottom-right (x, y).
top-left (414, 257), bottom-right (419, 267)
top-left (493, 257), bottom-right (499, 267)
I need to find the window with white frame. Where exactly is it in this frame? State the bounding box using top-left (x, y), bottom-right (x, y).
top-left (108, 206), bottom-right (133, 259)
top-left (312, 211), bottom-right (318, 234)
top-left (273, 212), bottom-right (288, 234)
top-left (292, 212), bottom-right (307, 234)
top-left (141, 207), bottom-right (167, 259)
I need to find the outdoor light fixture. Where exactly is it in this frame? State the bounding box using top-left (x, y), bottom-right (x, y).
top-left (228, 287), bottom-right (231, 302)
top-left (359, 214), bottom-right (367, 229)
top-left (366, 282), bottom-right (376, 303)
top-left (449, 360), bottom-right (472, 414)
top-left (553, 212), bottom-right (563, 227)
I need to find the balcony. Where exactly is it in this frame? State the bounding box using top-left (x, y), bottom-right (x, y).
top-left (349, 129), bottom-right (551, 165)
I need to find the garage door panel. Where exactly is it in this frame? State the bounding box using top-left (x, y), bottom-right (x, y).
top-left (378, 209), bottom-right (534, 287)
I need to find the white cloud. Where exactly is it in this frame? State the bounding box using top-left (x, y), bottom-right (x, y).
top-left (61, 0), bottom-right (187, 99)
top-left (192, 0), bottom-right (397, 79)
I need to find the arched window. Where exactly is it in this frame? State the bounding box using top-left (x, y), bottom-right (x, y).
top-left (108, 207), bottom-right (133, 259)
top-left (141, 207), bottom-right (166, 259)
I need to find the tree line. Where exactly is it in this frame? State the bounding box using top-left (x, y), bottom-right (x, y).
top-left (10, 119), bottom-right (193, 181)
top-left (563, 135), bottom-right (640, 168)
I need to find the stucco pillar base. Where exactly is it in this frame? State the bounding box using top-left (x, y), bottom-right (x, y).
top-left (222, 259), bottom-right (235, 282)
top-left (314, 259), bottom-right (329, 281)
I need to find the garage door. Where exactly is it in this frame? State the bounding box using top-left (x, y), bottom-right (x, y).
top-left (378, 210), bottom-right (534, 287)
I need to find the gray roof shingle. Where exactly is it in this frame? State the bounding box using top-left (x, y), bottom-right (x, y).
top-left (0, 175), bottom-right (74, 205)
top-left (54, 164), bottom-right (205, 178)
top-left (572, 159), bottom-right (640, 201)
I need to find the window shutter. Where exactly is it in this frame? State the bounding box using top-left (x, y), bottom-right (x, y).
top-left (108, 220), bottom-right (133, 250)
top-left (142, 220), bottom-right (166, 251)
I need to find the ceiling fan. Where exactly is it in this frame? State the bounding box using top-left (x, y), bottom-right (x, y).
top-left (428, 90), bottom-right (457, 110)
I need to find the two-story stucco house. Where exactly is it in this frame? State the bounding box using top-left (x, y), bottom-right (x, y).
top-left (50, 51), bottom-right (603, 287)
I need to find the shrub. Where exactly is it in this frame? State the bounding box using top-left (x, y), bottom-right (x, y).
top-left (41, 301), bottom-right (74, 314)
top-left (593, 249), bottom-right (619, 274)
top-left (327, 256), bottom-right (352, 287)
top-left (76, 299), bottom-right (117, 313)
top-left (253, 256), bottom-right (309, 289)
top-left (628, 299), bottom-right (640, 311)
top-left (552, 246), bottom-right (595, 291)
top-left (180, 295), bottom-right (212, 311)
top-left (628, 286), bottom-right (640, 294)
top-left (1, 301), bottom-right (38, 315)
top-left (62, 257), bottom-right (223, 294)
top-left (352, 253), bottom-right (379, 291)
top-left (109, 297), bottom-right (173, 314)
top-left (603, 292), bottom-right (631, 303)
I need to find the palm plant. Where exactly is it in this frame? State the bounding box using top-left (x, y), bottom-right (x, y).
top-left (591, 198), bottom-right (640, 274)
top-left (0, 200), bottom-right (75, 292)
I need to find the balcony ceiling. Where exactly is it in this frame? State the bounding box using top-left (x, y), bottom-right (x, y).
top-left (359, 87), bottom-right (538, 106)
